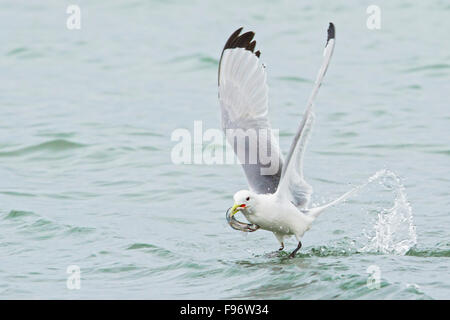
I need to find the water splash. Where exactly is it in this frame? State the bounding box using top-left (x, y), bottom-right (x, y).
top-left (361, 170), bottom-right (417, 255)
top-left (314, 169), bottom-right (417, 255)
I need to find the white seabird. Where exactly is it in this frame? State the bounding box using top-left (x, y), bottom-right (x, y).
top-left (219, 23), bottom-right (356, 257)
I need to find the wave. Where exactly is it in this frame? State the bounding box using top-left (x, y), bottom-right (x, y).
top-left (406, 245), bottom-right (450, 257)
top-left (3, 210), bottom-right (36, 219)
top-left (277, 76), bottom-right (311, 83)
top-left (404, 63), bottom-right (450, 73)
top-left (1, 209), bottom-right (96, 239)
top-left (0, 139), bottom-right (85, 157)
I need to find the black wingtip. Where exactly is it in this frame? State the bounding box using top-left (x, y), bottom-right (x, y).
top-left (326, 22), bottom-right (335, 45)
top-left (221, 27), bottom-right (261, 58)
top-left (218, 27), bottom-right (262, 85)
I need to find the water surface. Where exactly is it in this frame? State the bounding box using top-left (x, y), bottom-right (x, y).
top-left (0, 0), bottom-right (449, 299)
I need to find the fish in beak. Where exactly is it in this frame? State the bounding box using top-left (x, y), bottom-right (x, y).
top-left (229, 203), bottom-right (246, 216)
top-left (226, 205), bottom-right (259, 232)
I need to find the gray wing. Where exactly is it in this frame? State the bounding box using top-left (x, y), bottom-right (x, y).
top-left (218, 28), bottom-right (283, 194)
top-left (276, 23), bottom-right (336, 208)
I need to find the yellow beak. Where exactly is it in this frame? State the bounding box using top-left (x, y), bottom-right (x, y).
top-left (230, 203), bottom-right (241, 217)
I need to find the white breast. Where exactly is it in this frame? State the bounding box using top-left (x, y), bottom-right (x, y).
top-left (244, 194), bottom-right (313, 236)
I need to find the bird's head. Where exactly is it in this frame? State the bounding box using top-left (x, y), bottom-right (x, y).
top-left (230, 190), bottom-right (256, 216)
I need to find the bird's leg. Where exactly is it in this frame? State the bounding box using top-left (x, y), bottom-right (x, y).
top-left (274, 233), bottom-right (285, 252)
top-left (289, 241), bottom-right (302, 258)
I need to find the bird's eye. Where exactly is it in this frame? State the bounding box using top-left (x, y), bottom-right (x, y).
top-left (246, 197), bottom-right (250, 201)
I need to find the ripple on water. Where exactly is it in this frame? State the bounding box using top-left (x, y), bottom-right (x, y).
top-left (126, 242), bottom-right (174, 257)
top-left (126, 243), bottom-right (158, 250)
top-left (404, 63), bottom-right (450, 73)
top-left (6, 46), bottom-right (42, 59)
top-left (406, 245), bottom-right (450, 258)
top-left (3, 210), bottom-right (36, 219)
top-left (6, 47), bottom-right (29, 56)
top-left (277, 76), bottom-right (311, 83)
top-left (165, 53), bottom-right (218, 71)
top-left (2, 210), bottom-right (96, 241)
top-left (0, 139), bottom-right (86, 157)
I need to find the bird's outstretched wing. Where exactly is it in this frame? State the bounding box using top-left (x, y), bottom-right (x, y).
top-left (275, 23), bottom-right (336, 209)
top-left (218, 28), bottom-right (283, 194)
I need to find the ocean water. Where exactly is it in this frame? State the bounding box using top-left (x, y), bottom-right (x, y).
top-left (0, 0), bottom-right (449, 299)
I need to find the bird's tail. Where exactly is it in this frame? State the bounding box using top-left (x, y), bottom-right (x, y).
top-left (306, 183), bottom-right (365, 219)
top-left (307, 169), bottom-right (393, 219)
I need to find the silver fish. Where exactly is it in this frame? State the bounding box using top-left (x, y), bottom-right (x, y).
top-left (226, 207), bottom-right (260, 232)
